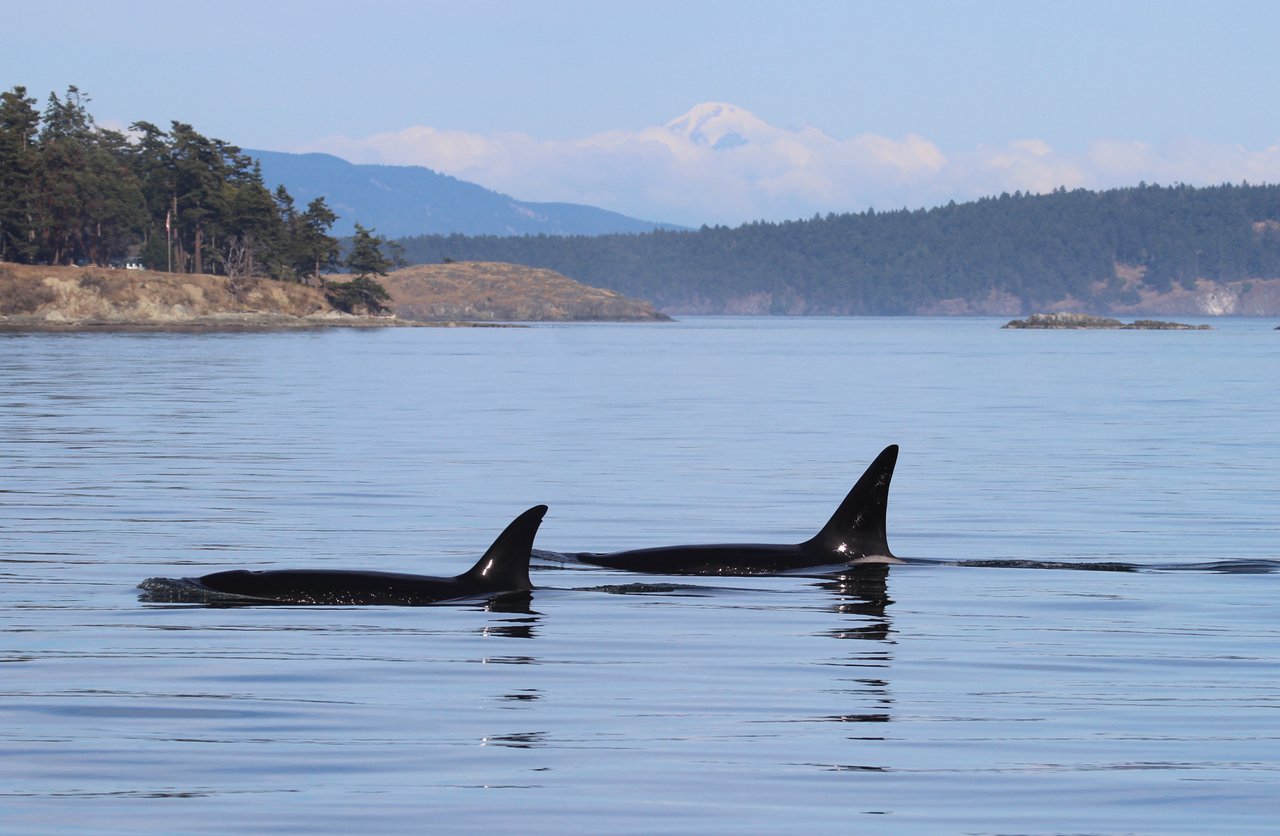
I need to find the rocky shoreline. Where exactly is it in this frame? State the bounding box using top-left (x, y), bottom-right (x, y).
top-left (0, 311), bottom-right (440, 332)
top-left (0, 261), bottom-right (664, 330)
top-left (1003, 312), bottom-right (1213, 330)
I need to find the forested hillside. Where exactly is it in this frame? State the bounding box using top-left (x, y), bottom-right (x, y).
top-left (0, 85), bottom-right (340, 282)
top-left (397, 183), bottom-right (1280, 314)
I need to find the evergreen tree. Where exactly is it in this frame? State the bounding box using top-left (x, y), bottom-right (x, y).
top-left (345, 223), bottom-right (393, 278)
top-left (168, 122), bottom-right (223, 274)
top-left (0, 86), bottom-right (43, 262)
top-left (78, 128), bottom-right (147, 265)
top-left (295, 196), bottom-right (340, 281)
top-left (127, 120), bottom-right (177, 270)
top-left (219, 157), bottom-right (284, 278)
top-left (326, 223), bottom-right (392, 313)
top-left (38, 86), bottom-right (95, 264)
top-left (2, 83), bottom-right (344, 302)
top-left (33, 86), bottom-right (147, 266)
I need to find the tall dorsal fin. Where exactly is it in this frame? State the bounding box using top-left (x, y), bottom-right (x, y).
top-left (461, 505), bottom-right (547, 591)
top-left (803, 445), bottom-right (898, 559)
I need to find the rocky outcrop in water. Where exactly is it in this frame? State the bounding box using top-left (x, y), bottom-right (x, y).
top-left (1003, 312), bottom-right (1212, 330)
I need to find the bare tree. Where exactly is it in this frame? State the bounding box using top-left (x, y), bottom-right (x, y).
top-left (221, 233), bottom-right (261, 300)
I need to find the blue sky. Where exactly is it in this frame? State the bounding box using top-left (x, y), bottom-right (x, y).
top-left (6, 1), bottom-right (1280, 226)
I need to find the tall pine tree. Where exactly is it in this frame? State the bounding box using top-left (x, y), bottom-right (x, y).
top-left (0, 86), bottom-right (43, 262)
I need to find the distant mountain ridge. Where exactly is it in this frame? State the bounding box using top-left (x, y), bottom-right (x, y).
top-left (249, 149), bottom-right (683, 238)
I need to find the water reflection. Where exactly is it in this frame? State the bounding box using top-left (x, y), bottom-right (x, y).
top-left (480, 731), bottom-right (547, 749)
top-left (137, 585), bottom-right (541, 611)
top-left (822, 713), bottom-right (891, 723)
top-left (908, 557), bottom-right (1280, 573)
top-left (479, 616), bottom-right (539, 640)
top-left (573, 581), bottom-right (718, 596)
top-left (483, 591), bottom-right (536, 613)
top-left (817, 565), bottom-right (893, 645)
top-left (816, 566), bottom-right (895, 732)
top-left (497, 689), bottom-right (542, 706)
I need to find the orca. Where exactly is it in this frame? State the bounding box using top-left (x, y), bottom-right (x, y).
top-left (566, 445), bottom-right (900, 575)
top-left (139, 505), bottom-right (547, 605)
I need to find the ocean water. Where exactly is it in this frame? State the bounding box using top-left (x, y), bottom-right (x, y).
top-left (2, 317), bottom-right (1278, 833)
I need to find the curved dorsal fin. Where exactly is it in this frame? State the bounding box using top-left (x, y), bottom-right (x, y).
top-left (803, 445), bottom-right (898, 559)
top-left (461, 505), bottom-right (547, 591)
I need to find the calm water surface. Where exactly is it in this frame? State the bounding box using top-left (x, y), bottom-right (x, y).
top-left (2, 318), bottom-right (1278, 833)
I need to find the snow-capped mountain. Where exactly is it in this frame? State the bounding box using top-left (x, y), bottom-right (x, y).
top-left (664, 102), bottom-right (784, 150)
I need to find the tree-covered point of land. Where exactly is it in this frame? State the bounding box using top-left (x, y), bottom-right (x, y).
top-left (0, 84), bottom-right (348, 287)
top-left (324, 223), bottom-right (394, 314)
top-left (395, 183), bottom-right (1280, 314)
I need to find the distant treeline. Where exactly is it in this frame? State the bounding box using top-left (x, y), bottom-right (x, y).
top-left (0, 85), bottom-right (341, 282)
top-left (397, 183), bottom-right (1280, 313)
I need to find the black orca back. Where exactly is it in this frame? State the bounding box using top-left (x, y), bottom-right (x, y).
top-left (139, 505), bottom-right (548, 605)
top-left (569, 446), bottom-right (900, 574)
top-left (460, 504), bottom-right (547, 592)
top-left (803, 444), bottom-right (897, 560)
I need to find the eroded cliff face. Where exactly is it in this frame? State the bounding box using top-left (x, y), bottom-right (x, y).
top-left (653, 271), bottom-right (1280, 317)
top-left (1102, 277), bottom-right (1280, 317)
top-left (916, 273), bottom-right (1280, 317)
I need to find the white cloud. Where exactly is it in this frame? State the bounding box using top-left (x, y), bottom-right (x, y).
top-left (1085, 136), bottom-right (1280, 186)
top-left (298, 105), bottom-right (1280, 227)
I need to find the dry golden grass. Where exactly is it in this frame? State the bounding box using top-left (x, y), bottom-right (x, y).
top-left (373, 261), bottom-right (669, 322)
top-left (0, 262), bottom-right (334, 326)
top-left (0, 265), bottom-right (58, 314)
top-left (1, 261), bottom-right (667, 327)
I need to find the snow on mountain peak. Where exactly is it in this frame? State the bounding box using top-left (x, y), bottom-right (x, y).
top-left (664, 102), bottom-right (779, 150)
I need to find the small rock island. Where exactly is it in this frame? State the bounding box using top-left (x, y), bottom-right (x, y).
top-left (1003, 312), bottom-right (1212, 330)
